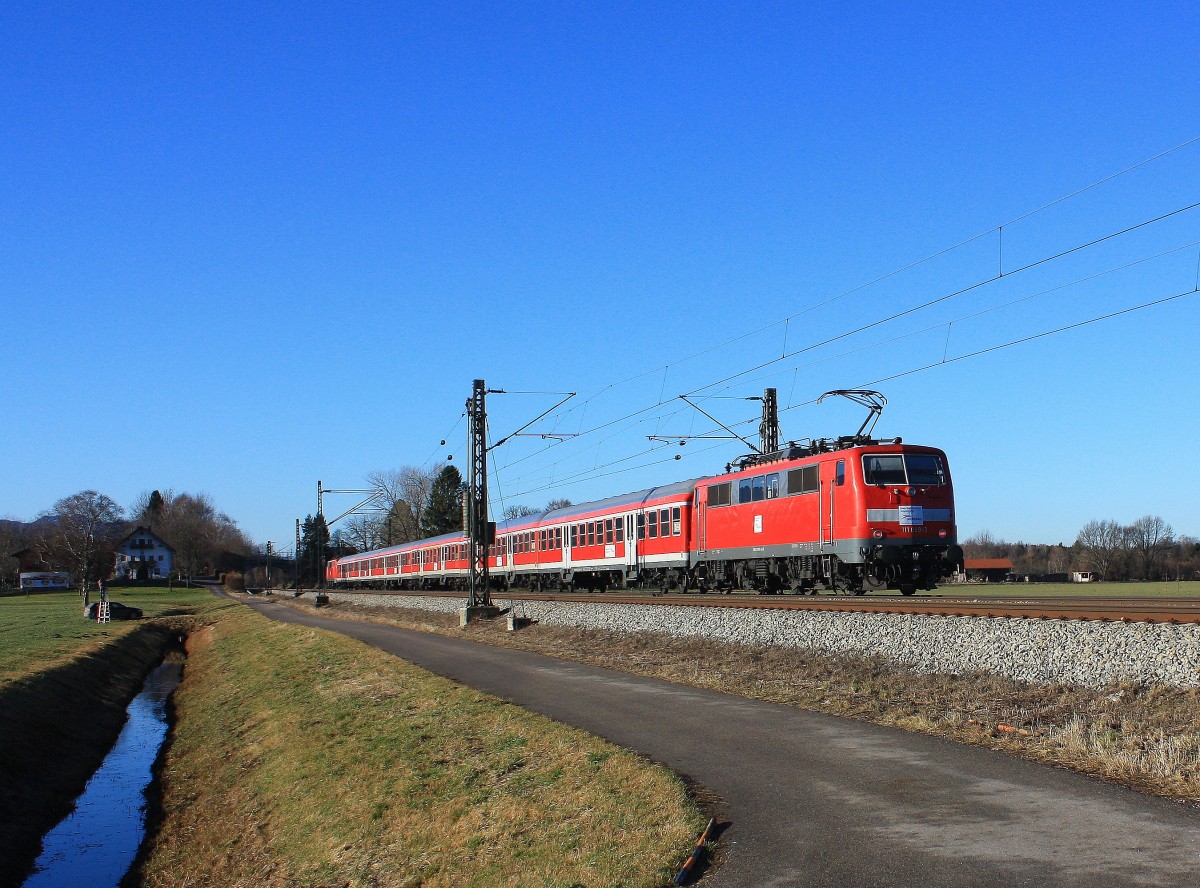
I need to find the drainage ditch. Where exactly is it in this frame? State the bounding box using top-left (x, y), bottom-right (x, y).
top-left (19, 650), bottom-right (183, 888)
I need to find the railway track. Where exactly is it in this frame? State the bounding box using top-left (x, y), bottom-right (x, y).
top-left (317, 588), bottom-right (1200, 625)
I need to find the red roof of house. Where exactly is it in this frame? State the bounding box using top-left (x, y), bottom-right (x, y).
top-left (964, 558), bottom-right (1014, 570)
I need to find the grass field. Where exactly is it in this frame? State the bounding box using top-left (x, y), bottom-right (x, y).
top-left (0, 585), bottom-right (224, 687)
top-left (2, 586), bottom-right (704, 887)
top-left (938, 580), bottom-right (1200, 598)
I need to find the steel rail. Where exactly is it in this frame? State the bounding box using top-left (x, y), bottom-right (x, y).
top-left (320, 587), bottom-right (1200, 625)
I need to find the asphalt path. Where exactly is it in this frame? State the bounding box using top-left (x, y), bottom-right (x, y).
top-left (242, 597), bottom-right (1200, 887)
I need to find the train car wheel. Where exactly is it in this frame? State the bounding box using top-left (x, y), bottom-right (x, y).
top-left (900, 584), bottom-right (917, 596)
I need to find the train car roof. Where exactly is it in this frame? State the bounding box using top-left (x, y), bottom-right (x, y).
top-left (498, 478), bottom-right (701, 532)
top-left (334, 478), bottom-right (700, 562)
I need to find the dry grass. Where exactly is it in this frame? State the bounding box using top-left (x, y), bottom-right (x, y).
top-left (285, 597), bottom-right (1200, 806)
top-left (138, 606), bottom-right (703, 888)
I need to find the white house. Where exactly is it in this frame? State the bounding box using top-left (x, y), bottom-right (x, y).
top-left (113, 526), bottom-right (175, 580)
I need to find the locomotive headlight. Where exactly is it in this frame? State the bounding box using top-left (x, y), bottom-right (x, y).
top-left (907, 486), bottom-right (917, 496)
top-left (872, 529), bottom-right (885, 539)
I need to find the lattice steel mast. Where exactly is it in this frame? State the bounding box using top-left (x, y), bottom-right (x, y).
top-left (466, 379), bottom-right (491, 608)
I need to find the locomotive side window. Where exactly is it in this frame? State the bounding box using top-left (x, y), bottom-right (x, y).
top-left (739, 478), bottom-right (753, 504)
top-left (787, 465), bottom-right (819, 495)
top-left (751, 476), bottom-right (765, 501)
top-left (765, 473), bottom-right (780, 499)
top-left (648, 511), bottom-right (659, 538)
top-left (672, 506), bottom-right (681, 535)
top-left (709, 482), bottom-right (732, 507)
top-left (836, 460), bottom-right (845, 486)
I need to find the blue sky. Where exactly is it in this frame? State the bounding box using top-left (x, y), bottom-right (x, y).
top-left (3, 2), bottom-right (1198, 551)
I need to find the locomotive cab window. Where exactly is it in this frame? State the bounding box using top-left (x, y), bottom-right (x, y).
top-left (863, 455), bottom-right (906, 486)
top-left (906, 454), bottom-right (946, 485)
top-left (862, 453), bottom-right (946, 486)
top-left (836, 461), bottom-right (845, 486)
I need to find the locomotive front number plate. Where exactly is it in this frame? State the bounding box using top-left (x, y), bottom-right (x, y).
top-left (898, 505), bottom-right (924, 526)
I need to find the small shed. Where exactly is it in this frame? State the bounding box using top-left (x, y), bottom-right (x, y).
top-left (960, 558), bottom-right (1014, 583)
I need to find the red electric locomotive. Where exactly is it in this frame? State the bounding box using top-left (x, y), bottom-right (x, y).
top-left (326, 391), bottom-right (963, 595)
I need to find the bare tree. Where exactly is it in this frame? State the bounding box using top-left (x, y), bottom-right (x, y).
top-left (545, 498), bottom-right (573, 512)
top-left (961, 530), bottom-right (1004, 559)
top-left (503, 504), bottom-right (541, 520)
top-left (154, 491), bottom-right (252, 579)
top-left (367, 466), bottom-right (440, 543)
top-left (343, 513), bottom-right (384, 552)
top-left (1127, 515), bottom-right (1175, 580)
top-left (1075, 519), bottom-right (1127, 579)
top-left (41, 490), bottom-right (124, 585)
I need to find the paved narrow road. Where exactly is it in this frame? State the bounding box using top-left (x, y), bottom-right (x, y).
top-left (245, 598), bottom-right (1200, 887)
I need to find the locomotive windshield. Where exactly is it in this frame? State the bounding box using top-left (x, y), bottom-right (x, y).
top-left (863, 453), bottom-right (946, 486)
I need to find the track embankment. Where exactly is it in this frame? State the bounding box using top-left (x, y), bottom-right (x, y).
top-left (318, 591), bottom-right (1200, 688)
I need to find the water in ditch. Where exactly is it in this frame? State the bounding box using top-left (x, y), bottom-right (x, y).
top-left (22, 660), bottom-right (182, 888)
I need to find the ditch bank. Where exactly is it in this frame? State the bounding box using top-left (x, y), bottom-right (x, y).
top-left (0, 620), bottom-right (193, 888)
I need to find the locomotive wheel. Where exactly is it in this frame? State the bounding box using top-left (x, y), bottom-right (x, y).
top-left (900, 584), bottom-right (917, 596)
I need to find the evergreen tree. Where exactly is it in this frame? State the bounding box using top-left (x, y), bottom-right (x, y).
top-left (421, 466), bottom-right (463, 537)
top-left (300, 513), bottom-right (330, 582)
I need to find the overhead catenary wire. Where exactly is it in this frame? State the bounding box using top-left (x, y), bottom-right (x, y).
top-left (383, 137), bottom-right (1200, 507)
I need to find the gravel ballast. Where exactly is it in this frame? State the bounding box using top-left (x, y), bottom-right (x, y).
top-left (319, 592), bottom-right (1200, 689)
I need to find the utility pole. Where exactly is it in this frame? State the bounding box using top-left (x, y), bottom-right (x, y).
top-left (462, 378), bottom-right (500, 625)
top-left (295, 518), bottom-right (301, 588)
top-left (759, 387), bottom-right (779, 455)
top-left (266, 541), bottom-right (273, 590)
top-left (317, 480), bottom-right (325, 587)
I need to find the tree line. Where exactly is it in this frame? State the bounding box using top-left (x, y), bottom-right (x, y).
top-left (0, 488), bottom-right (254, 587)
top-left (964, 515), bottom-right (1199, 581)
top-left (295, 464), bottom-right (572, 583)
